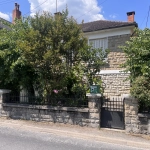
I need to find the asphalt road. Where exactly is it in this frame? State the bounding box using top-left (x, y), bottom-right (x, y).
top-left (0, 126), bottom-right (146, 150)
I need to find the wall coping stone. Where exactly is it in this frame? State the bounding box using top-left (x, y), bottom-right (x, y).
top-left (123, 95), bottom-right (138, 101)
top-left (0, 89), bottom-right (11, 94)
top-left (138, 113), bottom-right (150, 119)
top-left (99, 70), bottom-right (130, 75)
top-left (86, 93), bottom-right (101, 98)
top-left (2, 103), bottom-right (89, 113)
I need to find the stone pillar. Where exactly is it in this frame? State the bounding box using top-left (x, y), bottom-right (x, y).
top-left (124, 95), bottom-right (140, 133)
top-left (86, 93), bottom-right (101, 128)
top-left (0, 93), bottom-right (2, 117)
top-left (0, 89), bottom-right (11, 103)
top-left (0, 89), bottom-right (11, 117)
top-left (148, 119), bottom-right (150, 134)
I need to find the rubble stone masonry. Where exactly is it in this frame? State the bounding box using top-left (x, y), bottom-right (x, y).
top-left (124, 96), bottom-right (150, 135)
top-left (100, 73), bottom-right (130, 97)
top-left (0, 93), bottom-right (101, 128)
top-left (100, 34), bottom-right (131, 97)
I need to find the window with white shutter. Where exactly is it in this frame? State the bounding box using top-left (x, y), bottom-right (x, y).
top-left (89, 38), bottom-right (108, 51)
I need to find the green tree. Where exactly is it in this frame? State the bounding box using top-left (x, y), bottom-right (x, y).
top-left (0, 20), bottom-right (37, 95)
top-left (121, 28), bottom-right (150, 106)
top-left (0, 9), bottom-right (107, 97)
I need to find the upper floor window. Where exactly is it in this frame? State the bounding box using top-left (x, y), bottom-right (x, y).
top-left (89, 38), bottom-right (108, 51)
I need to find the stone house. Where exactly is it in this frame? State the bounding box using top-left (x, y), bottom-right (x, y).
top-left (82, 12), bottom-right (138, 98)
top-left (1, 3), bottom-right (138, 98)
top-left (1, 3), bottom-right (138, 97)
top-left (1, 4), bottom-right (150, 135)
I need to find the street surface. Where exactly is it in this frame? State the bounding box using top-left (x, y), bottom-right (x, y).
top-left (0, 119), bottom-right (149, 150)
top-left (0, 127), bottom-right (145, 150)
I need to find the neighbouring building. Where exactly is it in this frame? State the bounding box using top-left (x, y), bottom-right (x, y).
top-left (82, 12), bottom-right (138, 97)
top-left (0, 17), bottom-right (11, 30)
top-left (0, 2), bottom-right (21, 30)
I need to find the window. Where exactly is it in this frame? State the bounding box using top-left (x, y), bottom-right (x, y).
top-left (89, 38), bottom-right (108, 51)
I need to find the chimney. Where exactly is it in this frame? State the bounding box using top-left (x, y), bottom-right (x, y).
top-left (127, 11), bottom-right (135, 22)
top-left (54, 12), bottom-right (62, 16)
top-left (12, 3), bottom-right (21, 24)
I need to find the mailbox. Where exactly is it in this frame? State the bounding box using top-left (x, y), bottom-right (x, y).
top-left (90, 85), bottom-right (100, 94)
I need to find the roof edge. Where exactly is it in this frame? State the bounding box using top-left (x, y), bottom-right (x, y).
top-left (82, 22), bottom-right (138, 33)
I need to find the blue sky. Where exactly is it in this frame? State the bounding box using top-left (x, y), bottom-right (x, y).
top-left (0, 0), bottom-right (149, 29)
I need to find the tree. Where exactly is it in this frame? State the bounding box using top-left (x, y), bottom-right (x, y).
top-left (0, 19), bottom-right (38, 95)
top-left (0, 9), bottom-right (107, 97)
top-left (121, 28), bottom-right (150, 107)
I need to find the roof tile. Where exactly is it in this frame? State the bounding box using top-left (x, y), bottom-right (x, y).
top-left (82, 20), bottom-right (138, 32)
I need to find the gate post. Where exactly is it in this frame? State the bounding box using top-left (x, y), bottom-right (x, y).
top-left (124, 95), bottom-right (140, 133)
top-left (0, 92), bottom-right (3, 117)
top-left (0, 89), bottom-right (11, 118)
top-left (86, 93), bottom-right (101, 128)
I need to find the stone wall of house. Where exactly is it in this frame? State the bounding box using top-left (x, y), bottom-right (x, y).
top-left (104, 34), bottom-right (130, 70)
top-left (0, 93), bottom-right (101, 128)
top-left (100, 34), bottom-right (131, 97)
top-left (124, 96), bottom-right (150, 134)
top-left (100, 73), bottom-right (130, 97)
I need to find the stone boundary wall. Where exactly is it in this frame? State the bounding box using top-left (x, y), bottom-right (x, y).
top-left (1, 92), bottom-right (150, 134)
top-left (0, 94), bottom-right (101, 128)
top-left (124, 96), bottom-right (150, 134)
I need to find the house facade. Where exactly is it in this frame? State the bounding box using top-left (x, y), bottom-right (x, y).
top-left (82, 12), bottom-right (138, 98)
top-left (1, 3), bottom-right (137, 98)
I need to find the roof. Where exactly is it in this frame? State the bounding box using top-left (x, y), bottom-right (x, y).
top-left (82, 20), bottom-right (138, 33)
top-left (0, 17), bottom-right (11, 29)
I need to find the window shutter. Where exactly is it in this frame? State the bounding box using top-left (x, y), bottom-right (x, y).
top-left (89, 38), bottom-right (108, 51)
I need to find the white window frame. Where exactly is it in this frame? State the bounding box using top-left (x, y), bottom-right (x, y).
top-left (89, 37), bottom-right (108, 52)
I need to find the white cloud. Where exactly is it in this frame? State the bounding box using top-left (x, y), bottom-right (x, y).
top-left (27, 0), bottom-right (105, 22)
top-left (0, 12), bottom-right (10, 21)
top-left (109, 14), bottom-right (117, 19)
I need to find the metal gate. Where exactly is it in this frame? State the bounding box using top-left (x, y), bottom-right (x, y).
top-left (101, 97), bottom-right (125, 130)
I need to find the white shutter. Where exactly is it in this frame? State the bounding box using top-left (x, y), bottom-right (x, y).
top-left (89, 38), bottom-right (108, 51)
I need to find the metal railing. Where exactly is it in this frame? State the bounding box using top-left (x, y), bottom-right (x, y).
top-left (101, 96), bottom-right (124, 112)
top-left (2, 93), bottom-right (88, 108)
top-left (139, 102), bottom-right (150, 114)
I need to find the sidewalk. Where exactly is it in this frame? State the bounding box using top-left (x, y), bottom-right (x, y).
top-left (0, 118), bottom-right (150, 149)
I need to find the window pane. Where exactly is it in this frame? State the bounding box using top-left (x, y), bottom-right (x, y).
top-left (89, 38), bottom-right (108, 51)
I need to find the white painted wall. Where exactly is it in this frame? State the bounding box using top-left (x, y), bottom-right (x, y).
top-left (84, 26), bottom-right (134, 40)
